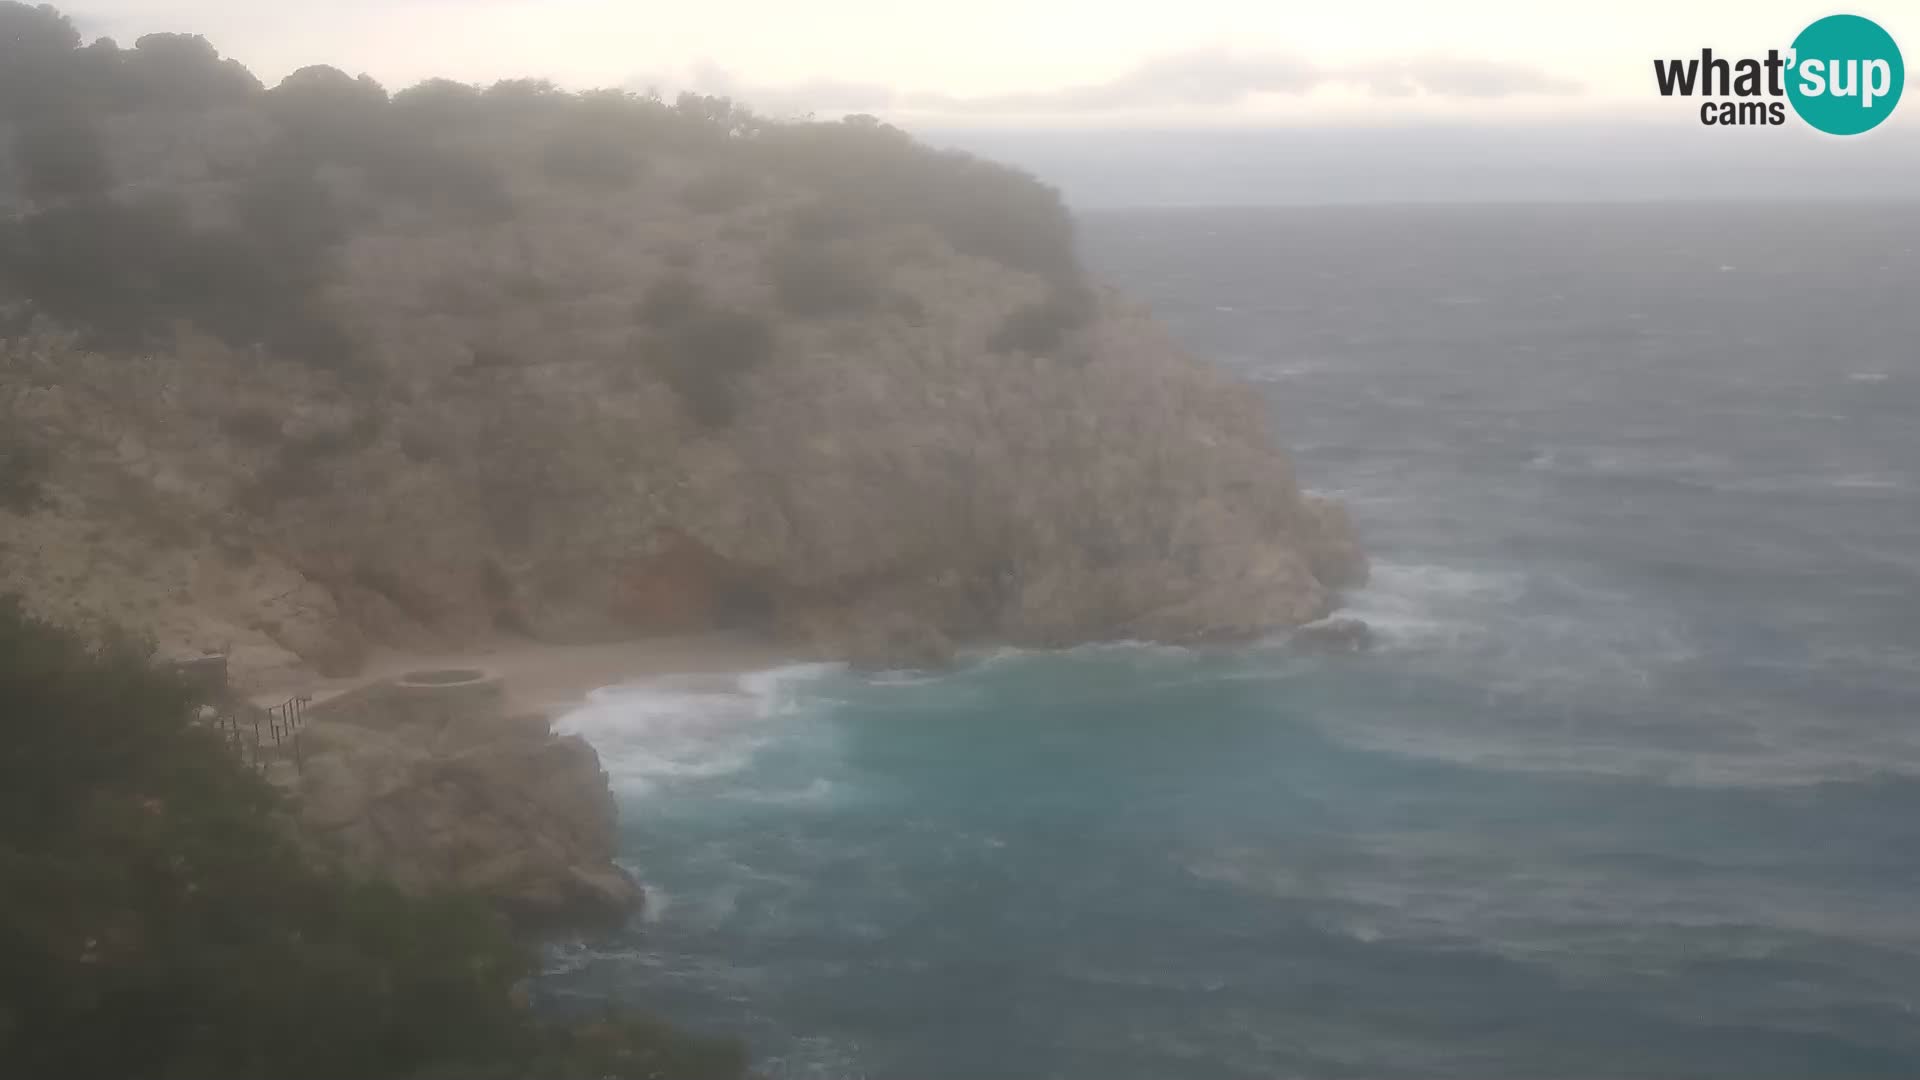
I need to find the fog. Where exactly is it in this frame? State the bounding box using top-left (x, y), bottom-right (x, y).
top-left (926, 123), bottom-right (1920, 208)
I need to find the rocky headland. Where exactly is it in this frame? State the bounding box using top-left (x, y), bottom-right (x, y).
top-left (0, 16), bottom-right (1365, 928)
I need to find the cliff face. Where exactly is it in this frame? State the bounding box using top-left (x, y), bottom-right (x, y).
top-left (0, 33), bottom-right (1363, 684)
top-left (293, 670), bottom-right (642, 925)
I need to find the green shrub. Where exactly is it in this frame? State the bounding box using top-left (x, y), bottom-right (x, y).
top-left (390, 78), bottom-right (485, 128)
top-left (786, 199), bottom-right (866, 245)
top-left (11, 116), bottom-right (112, 201)
top-left (0, 597), bottom-right (749, 1080)
top-left (0, 433), bottom-right (49, 513)
top-left (541, 127), bottom-right (642, 189)
top-left (121, 31), bottom-right (262, 107)
top-left (654, 308), bottom-right (773, 426)
top-left (987, 281), bottom-right (1095, 356)
top-left (766, 239), bottom-right (877, 318)
top-left (679, 168), bottom-right (758, 214)
top-left (753, 117), bottom-right (1083, 282)
top-left (0, 194), bottom-right (366, 374)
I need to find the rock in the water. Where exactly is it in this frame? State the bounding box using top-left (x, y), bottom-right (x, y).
top-left (1290, 616), bottom-right (1375, 654)
top-left (291, 675), bottom-right (641, 927)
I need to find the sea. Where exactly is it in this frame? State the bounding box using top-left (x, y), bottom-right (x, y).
top-left (538, 203), bottom-right (1920, 1079)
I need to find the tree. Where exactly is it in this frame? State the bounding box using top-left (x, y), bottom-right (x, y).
top-left (123, 32), bottom-right (262, 108)
top-left (12, 116), bottom-right (111, 201)
top-left (0, 2), bottom-right (83, 119)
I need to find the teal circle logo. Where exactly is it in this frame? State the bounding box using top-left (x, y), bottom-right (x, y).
top-left (1787, 14), bottom-right (1904, 135)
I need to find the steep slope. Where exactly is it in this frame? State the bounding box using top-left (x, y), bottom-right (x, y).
top-left (0, 8), bottom-right (1363, 686)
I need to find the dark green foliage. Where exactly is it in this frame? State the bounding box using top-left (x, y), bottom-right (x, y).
top-left (3, 1), bottom-right (1094, 388)
top-left (766, 239), bottom-right (877, 318)
top-left (0, 3), bottom-right (85, 118)
top-left (754, 117), bottom-right (1083, 283)
top-left (655, 308), bottom-right (774, 426)
top-left (11, 115), bottom-right (111, 200)
top-left (679, 168), bottom-right (759, 214)
top-left (631, 266), bottom-right (774, 426)
top-left (0, 432), bottom-right (50, 512)
top-left (484, 77), bottom-right (567, 113)
top-left (121, 32), bottom-right (261, 108)
top-left (388, 78), bottom-right (485, 129)
top-left (266, 65), bottom-right (390, 160)
top-left (541, 125), bottom-right (642, 188)
top-left (0, 200), bottom-right (358, 371)
top-left (364, 138), bottom-right (514, 217)
top-left (786, 199), bottom-right (867, 245)
top-left (987, 281), bottom-right (1096, 357)
top-left (233, 149), bottom-right (351, 260)
top-left (0, 598), bottom-right (749, 1080)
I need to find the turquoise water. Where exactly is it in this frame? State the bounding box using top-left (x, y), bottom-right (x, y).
top-left (541, 205), bottom-right (1920, 1078)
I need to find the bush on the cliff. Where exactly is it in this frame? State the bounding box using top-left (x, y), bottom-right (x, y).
top-left (0, 432), bottom-right (50, 513)
top-left (2, 0), bottom-right (1096, 390)
top-left (767, 238), bottom-right (879, 318)
top-left (0, 597), bottom-right (748, 1079)
top-left (653, 308), bottom-right (774, 427)
top-left (0, 199), bottom-right (359, 370)
top-left (542, 123), bottom-right (644, 188)
top-left (987, 281), bottom-right (1095, 357)
top-left (754, 115), bottom-right (1083, 283)
top-left (679, 166), bottom-right (760, 214)
top-left (11, 116), bottom-right (112, 201)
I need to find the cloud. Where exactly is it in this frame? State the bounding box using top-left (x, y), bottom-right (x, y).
top-left (668, 59), bottom-right (897, 115)
top-left (654, 47), bottom-right (1585, 118)
top-left (1351, 56), bottom-right (1585, 98)
top-left (907, 50), bottom-right (1325, 113)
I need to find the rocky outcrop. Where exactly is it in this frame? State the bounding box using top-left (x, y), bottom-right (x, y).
top-left (1289, 616), bottom-right (1376, 654)
top-left (291, 669), bottom-right (642, 926)
top-left (0, 60), bottom-right (1366, 682)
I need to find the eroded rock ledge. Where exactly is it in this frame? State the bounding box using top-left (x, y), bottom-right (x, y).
top-left (291, 668), bottom-right (640, 926)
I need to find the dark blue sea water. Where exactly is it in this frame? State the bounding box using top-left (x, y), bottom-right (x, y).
top-left (542, 204), bottom-right (1920, 1079)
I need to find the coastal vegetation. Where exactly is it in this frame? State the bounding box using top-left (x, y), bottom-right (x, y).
top-left (0, 597), bottom-right (747, 1079)
top-left (0, 0), bottom-right (1089, 397)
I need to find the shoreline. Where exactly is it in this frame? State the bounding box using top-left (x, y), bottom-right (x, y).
top-left (247, 631), bottom-right (810, 720)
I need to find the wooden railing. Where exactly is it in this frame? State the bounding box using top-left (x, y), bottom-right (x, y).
top-left (206, 695), bottom-right (313, 777)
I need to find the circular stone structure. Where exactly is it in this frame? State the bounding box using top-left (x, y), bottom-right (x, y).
top-left (386, 667), bottom-right (509, 732)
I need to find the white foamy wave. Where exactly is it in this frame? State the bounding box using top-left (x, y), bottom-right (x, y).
top-left (1527, 445), bottom-right (1733, 482)
top-left (555, 663), bottom-right (841, 797)
top-left (739, 662), bottom-right (846, 717)
top-left (1825, 473), bottom-right (1906, 490)
top-left (1335, 560), bottom-right (1525, 651)
top-left (729, 777), bottom-right (839, 806)
top-left (1847, 371), bottom-right (1890, 383)
top-left (966, 638), bottom-right (1196, 670)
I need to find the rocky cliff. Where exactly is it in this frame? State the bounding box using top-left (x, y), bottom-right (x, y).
top-left (0, 13), bottom-right (1364, 685)
top-left (292, 668), bottom-right (642, 925)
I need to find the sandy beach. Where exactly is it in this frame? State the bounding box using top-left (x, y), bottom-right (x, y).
top-left (249, 631), bottom-right (810, 719)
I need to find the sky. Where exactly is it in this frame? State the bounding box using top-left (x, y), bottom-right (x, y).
top-left (63, 1), bottom-right (1920, 204)
top-left (65, 1), bottom-right (1911, 123)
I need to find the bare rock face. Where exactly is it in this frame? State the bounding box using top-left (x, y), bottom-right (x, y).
top-left (291, 671), bottom-right (642, 926)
